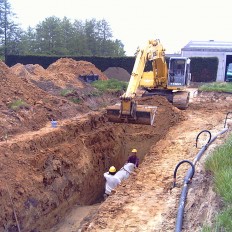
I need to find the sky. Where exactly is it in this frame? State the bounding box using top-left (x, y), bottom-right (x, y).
top-left (9, 0), bottom-right (232, 56)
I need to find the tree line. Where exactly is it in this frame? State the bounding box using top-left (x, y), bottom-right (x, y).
top-left (0, 0), bottom-right (126, 59)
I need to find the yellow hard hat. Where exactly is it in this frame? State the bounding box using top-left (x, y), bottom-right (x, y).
top-left (109, 166), bottom-right (116, 173)
top-left (131, 149), bottom-right (137, 153)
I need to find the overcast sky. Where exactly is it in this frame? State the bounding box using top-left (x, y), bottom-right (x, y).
top-left (9, 0), bottom-right (232, 56)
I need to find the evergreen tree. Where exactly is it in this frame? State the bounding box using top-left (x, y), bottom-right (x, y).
top-left (19, 27), bottom-right (37, 55)
top-left (0, 0), bottom-right (20, 59)
top-left (60, 17), bottom-right (75, 55)
top-left (0, 12), bottom-right (126, 57)
top-left (35, 16), bottom-right (62, 55)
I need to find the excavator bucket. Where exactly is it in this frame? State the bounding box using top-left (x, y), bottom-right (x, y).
top-left (106, 103), bottom-right (157, 125)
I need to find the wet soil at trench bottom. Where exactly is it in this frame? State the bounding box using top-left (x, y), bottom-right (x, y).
top-left (0, 95), bottom-right (183, 231)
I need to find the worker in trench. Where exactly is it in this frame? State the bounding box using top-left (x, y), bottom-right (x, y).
top-left (103, 149), bottom-right (139, 199)
top-left (127, 148), bottom-right (139, 167)
top-left (113, 148), bottom-right (139, 181)
top-left (103, 166), bottom-right (121, 199)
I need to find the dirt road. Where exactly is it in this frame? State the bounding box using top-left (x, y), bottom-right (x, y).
top-left (53, 91), bottom-right (232, 232)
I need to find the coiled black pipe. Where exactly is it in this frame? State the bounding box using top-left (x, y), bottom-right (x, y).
top-left (174, 122), bottom-right (229, 232)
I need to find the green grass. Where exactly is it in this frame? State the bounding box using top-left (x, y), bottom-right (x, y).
top-left (70, 97), bottom-right (82, 104)
top-left (202, 208), bottom-right (232, 231)
top-left (91, 79), bottom-right (128, 93)
top-left (199, 82), bottom-right (232, 92)
top-left (9, 99), bottom-right (28, 110)
top-left (204, 134), bottom-right (232, 231)
top-left (217, 207), bottom-right (232, 231)
top-left (90, 90), bottom-right (103, 97)
top-left (60, 89), bottom-right (75, 97)
top-left (60, 89), bottom-right (83, 104)
top-left (202, 220), bottom-right (222, 232)
top-left (201, 225), bottom-right (213, 232)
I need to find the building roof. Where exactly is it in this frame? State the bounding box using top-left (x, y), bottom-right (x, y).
top-left (182, 40), bottom-right (232, 52)
top-left (165, 53), bottom-right (181, 57)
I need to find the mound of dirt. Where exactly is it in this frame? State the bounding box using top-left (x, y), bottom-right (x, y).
top-left (103, 67), bottom-right (130, 81)
top-left (11, 58), bottom-right (108, 90)
top-left (10, 63), bottom-right (48, 81)
top-left (1, 58), bottom-right (114, 138)
top-left (0, 61), bottom-right (82, 136)
top-left (47, 58), bottom-right (108, 83)
top-left (0, 61), bottom-right (10, 73)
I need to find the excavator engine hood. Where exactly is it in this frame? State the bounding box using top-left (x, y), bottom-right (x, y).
top-left (106, 103), bottom-right (157, 125)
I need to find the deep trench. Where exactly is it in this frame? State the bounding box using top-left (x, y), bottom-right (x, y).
top-left (50, 116), bottom-right (163, 231)
top-left (0, 105), bottom-right (178, 231)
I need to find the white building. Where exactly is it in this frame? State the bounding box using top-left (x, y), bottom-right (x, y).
top-left (181, 40), bottom-right (232, 82)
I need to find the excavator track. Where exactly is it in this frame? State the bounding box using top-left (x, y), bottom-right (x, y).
top-left (172, 91), bottom-right (190, 110)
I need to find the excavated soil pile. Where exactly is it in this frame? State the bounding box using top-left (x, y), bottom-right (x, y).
top-left (103, 67), bottom-right (130, 81)
top-left (47, 58), bottom-right (108, 79)
top-left (46, 58), bottom-right (108, 85)
top-left (0, 58), bottom-right (111, 138)
top-left (11, 58), bottom-right (108, 93)
top-left (0, 61), bottom-right (77, 136)
top-left (0, 93), bottom-right (183, 231)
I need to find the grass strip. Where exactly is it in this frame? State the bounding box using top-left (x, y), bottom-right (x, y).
top-left (91, 79), bottom-right (128, 93)
top-left (203, 134), bottom-right (232, 231)
top-left (199, 82), bottom-right (232, 93)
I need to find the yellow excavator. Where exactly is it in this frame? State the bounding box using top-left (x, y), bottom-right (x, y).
top-left (106, 39), bottom-right (191, 125)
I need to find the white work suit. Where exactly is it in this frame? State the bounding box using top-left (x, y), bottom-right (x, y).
top-left (114, 163), bottom-right (136, 182)
top-left (104, 172), bottom-right (121, 195)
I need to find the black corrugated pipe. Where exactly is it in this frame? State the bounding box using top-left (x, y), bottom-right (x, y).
top-left (173, 112), bottom-right (231, 232)
top-left (173, 160), bottom-right (195, 232)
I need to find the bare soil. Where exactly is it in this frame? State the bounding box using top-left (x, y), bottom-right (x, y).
top-left (103, 67), bottom-right (130, 81)
top-left (51, 92), bottom-right (232, 232)
top-left (0, 58), bottom-right (109, 137)
top-left (0, 58), bottom-right (231, 232)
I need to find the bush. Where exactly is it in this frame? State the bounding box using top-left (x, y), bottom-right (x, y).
top-left (9, 99), bottom-right (28, 111)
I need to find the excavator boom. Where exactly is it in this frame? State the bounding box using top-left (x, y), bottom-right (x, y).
top-left (106, 39), bottom-right (191, 125)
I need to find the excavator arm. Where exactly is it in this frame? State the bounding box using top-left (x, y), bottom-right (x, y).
top-left (106, 39), bottom-right (191, 125)
top-left (123, 39), bottom-right (167, 98)
top-left (107, 40), bottom-right (164, 125)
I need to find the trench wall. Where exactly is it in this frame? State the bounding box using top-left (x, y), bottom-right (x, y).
top-left (0, 99), bottom-right (182, 231)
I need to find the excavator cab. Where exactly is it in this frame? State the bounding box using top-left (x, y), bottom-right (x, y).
top-left (167, 57), bottom-right (191, 89)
